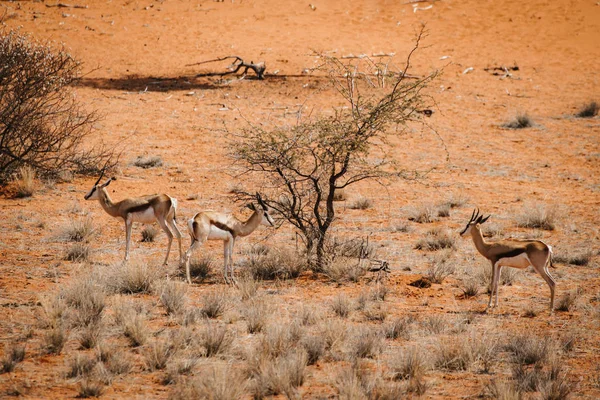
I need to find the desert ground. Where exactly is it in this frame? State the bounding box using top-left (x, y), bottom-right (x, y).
top-left (1, 0), bottom-right (599, 398)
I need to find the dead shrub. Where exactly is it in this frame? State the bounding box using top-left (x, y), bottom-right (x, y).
top-left (407, 203), bottom-right (437, 223)
top-left (390, 347), bottom-right (427, 381)
top-left (502, 113), bottom-right (533, 129)
top-left (349, 196), bottom-right (373, 210)
top-left (1, 343), bottom-right (26, 373)
top-left (113, 300), bottom-right (148, 347)
top-left (144, 340), bottom-right (175, 371)
top-left (516, 204), bottom-right (556, 230)
top-left (350, 327), bottom-right (385, 359)
top-left (512, 363), bottom-right (544, 392)
top-left (336, 237), bottom-right (376, 259)
top-left (43, 326), bottom-right (68, 355)
top-left (13, 166), bottom-right (37, 198)
top-left (421, 314), bottom-right (448, 335)
top-left (66, 354), bottom-right (97, 378)
top-left (258, 322), bottom-right (303, 359)
top-left (434, 338), bottom-right (474, 371)
top-left (301, 335), bottom-right (325, 365)
top-left (78, 323), bottom-right (102, 350)
top-left (247, 349), bottom-right (308, 398)
top-left (331, 294), bottom-right (351, 318)
top-left (246, 247), bottom-right (306, 280)
top-left (243, 299), bottom-right (269, 334)
top-left (383, 316), bottom-right (414, 340)
top-left (133, 155), bottom-right (163, 169)
top-left (103, 261), bottom-right (161, 294)
top-left (64, 278), bottom-right (106, 327)
top-left (199, 322), bottom-right (232, 357)
top-left (416, 228), bottom-right (456, 251)
top-left (140, 225), bottom-right (158, 242)
top-left (158, 279), bottom-right (188, 316)
top-left (61, 217), bottom-right (95, 242)
top-left (505, 335), bottom-right (549, 365)
top-left (321, 319), bottom-right (348, 352)
top-left (200, 291), bottom-right (228, 319)
top-left (77, 379), bottom-right (105, 398)
top-left (65, 243), bottom-right (90, 262)
top-left (323, 259), bottom-right (366, 283)
top-left (576, 100), bottom-right (599, 118)
top-left (363, 303), bottom-right (388, 323)
top-left (461, 279), bottom-right (480, 298)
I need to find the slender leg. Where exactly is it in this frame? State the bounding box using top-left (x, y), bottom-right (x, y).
top-left (532, 256), bottom-right (556, 312)
top-left (495, 266), bottom-right (503, 307)
top-left (183, 240), bottom-right (201, 284)
top-left (223, 239), bottom-right (230, 284)
top-left (168, 217), bottom-right (183, 262)
top-left (157, 218), bottom-right (174, 266)
top-left (125, 218), bottom-right (133, 261)
top-left (229, 238), bottom-right (236, 284)
top-left (487, 261), bottom-right (499, 310)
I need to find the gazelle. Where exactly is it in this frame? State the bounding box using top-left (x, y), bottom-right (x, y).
top-left (84, 171), bottom-right (183, 265)
top-left (460, 209), bottom-right (556, 312)
top-left (181, 193), bottom-right (274, 284)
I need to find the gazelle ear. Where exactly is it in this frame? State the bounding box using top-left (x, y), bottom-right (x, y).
top-left (100, 177), bottom-right (115, 188)
top-left (476, 215), bottom-right (484, 224)
top-left (246, 203), bottom-right (256, 211)
top-left (480, 215), bottom-right (491, 224)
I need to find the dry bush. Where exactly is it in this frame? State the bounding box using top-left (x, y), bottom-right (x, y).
top-left (505, 335), bottom-right (549, 366)
top-left (383, 316), bottom-right (415, 340)
top-left (407, 203), bottom-right (437, 223)
top-left (13, 166), bottom-right (37, 198)
top-left (237, 275), bottom-right (259, 301)
top-left (97, 345), bottom-right (132, 376)
top-left (77, 379), bottom-right (105, 398)
top-left (433, 338), bottom-right (474, 371)
top-left (200, 291), bottom-right (228, 319)
top-left (199, 322), bottom-right (232, 357)
top-left (172, 365), bottom-right (246, 400)
top-left (78, 322), bottom-right (103, 350)
top-left (245, 247), bottom-right (307, 280)
top-left (133, 155), bottom-right (163, 169)
top-left (140, 225), bottom-right (158, 242)
top-left (247, 349), bottom-right (308, 399)
top-left (66, 354), bottom-right (97, 378)
top-left (349, 196), bottom-right (373, 210)
top-left (556, 290), bottom-right (579, 312)
top-left (390, 347), bottom-right (427, 381)
top-left (350, 327), bottom-right (385, 359)
top-left (539, 374), bottom-right (573, 400)
top-left (158, 279), bottom-right (188, 316)
top-left (0, 31), bottom-right (114, 181)
top-left (65, 243), bottom-right (91, 262)
top-left (162, 357), bottom-right (197, 385)
top-left (64, 278), bottom-right (106, 328)
top-left (576, 100), bottom-right (599, 118)
top-left (323, 259), bottom-right (366, 283)
top-left (144, 340), bottom-right (175, 371)
top-left (426, 251), bottom-right (456, 283)
top-left (181, 255), bottom-right (213, 283)
top-left (472, 335), bottom-right (499, 373)
top-left (61, 217), bottom-right (95, 243)
top-left (421, 314), bottom-right (448, 335)
top-left (331, 294), bottom-right (351, 318)
top-left (516, 204), bottom-right (557, 230)
top-left (371, 284), bottom-right (390, 302)
top-left (321, 319), bottom-right (348, 353)
top-left (1, 343), bottom-right (26, 373)
top-left (483, 379), bottom-right (521, 400)
top-left (298, 304), bottom-right (320, 326)
top-left (258, 322), bottom-right (303, 360)
top-left (512, 363), bottom-right (544, 392)
top-left (416, 228), bottom-right (456, 251)
top-left (522, 307), bottom-right (538, 318)
top-left (333, 189), bottom-right (347, 201)
top-left (502, 113), bottom-right (533, 129)
top-left (336, 237), bottom-right (376, 259)
top-left (461, 279), bottom-right (480, 298)
top-left (43, 326), bottom-right (68, 355)
top-left (242, 299), bottom-right (269, 334)
top-left (301, 335), bottom-right (325, 365)
top-left (102, 261), bottom-right (161, 294)
top-left (113, 300), bottom-right (149, 347)
top-left (363, 303), bottom-right (388, 323)
top-left (553, 251), bottom-right (592, 266)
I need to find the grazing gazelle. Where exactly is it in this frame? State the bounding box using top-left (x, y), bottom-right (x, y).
top-left (460, 209), bottom-right (556, 312)
top-left (181, 193), bottom-right (274, 284)
top-left (84, 171), bottom-right (183, 265)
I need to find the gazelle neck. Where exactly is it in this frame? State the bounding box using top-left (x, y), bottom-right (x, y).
top-left (98, 188), bottom-right (119, 218)
top-left (470, 225), bottom-right (491, 258)
top-left (237, 209), bottom-right (263, 237)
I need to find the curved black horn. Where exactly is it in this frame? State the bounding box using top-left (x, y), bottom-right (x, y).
top-left (94, 169), bottom-right (105, 186)
top-left (469, 208), bottom-right (476, 222)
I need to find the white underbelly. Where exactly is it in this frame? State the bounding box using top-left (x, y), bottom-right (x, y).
top-left (496, 253), bottom-right (531, 269)
top-left (130, 208), bottom-right (156, 224)
top-left (208, 226), bottom-right (232, 241)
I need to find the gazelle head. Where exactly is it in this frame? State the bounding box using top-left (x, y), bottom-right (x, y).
top-left (84, 170), bottom-right (115, 201)
top-left (248, 193), bottom-right (274, 226)
top-left (460, 208), bottom-right (490, 237)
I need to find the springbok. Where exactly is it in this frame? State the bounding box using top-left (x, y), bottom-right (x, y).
top-left (460, 209), bottom-right (556, 312)
top-left (181, 193), bottom-right (274, 284)
top-left (84, 171), bottom-right (183, 265)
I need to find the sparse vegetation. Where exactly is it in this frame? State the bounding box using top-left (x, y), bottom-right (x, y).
top-left (133, 155), bottom-right (163, 169)
top-left (181, 255), bottom-right (212, 283)
top-left (243, 299), bottom-right (269, 334)
top-left (461, 279), bottom-right (480, 298)
top-left (141, 225), bottom-right (158, 242)
top-left (556, 290), bottom-right (578, 312)
top-left (62, 217), bottom-right (95, 243)
top-left (144, 340), bottom-right (175, 371)
top-left (199, 322), bottom-right (232, 357)
top-left (383, 316), bottom-right (414, 340)
top-left (13, 166), bottom-right (36, 198)
top-left (331, 294), bottom-right (351, 318)
top-left (200, 291), bottom-right (228, 319)
top-left (349, 196), bottom-right (373, 210)
top-left (245, 247), bottom-right (306, 280)
top-left (158, 279), bottom-right (187, 316)
top-left (103, 261), bottom-right (161, 294)
top-left (502, 113), bottom-right (533, 129)
top-left (434, 338), bottom-right (474, 371)
top-left (516, 204), bottom-right (556, 230)
top-left (77, 379), bottom-right (105, 398)
top-left (43, 326), bottom-right (68, 355)
top-left (1, 343), bottom-right (26, 373)
top-left (350, 327), bottom-right (385, 359)
top-left (415, 228), bottom-right (456, 251)
top-left (505, 335), bottom-right (549, 366)
top-left (65, 242), bottom-right (91, 262)
top-left (426, 250), bottom-right (456, 283)
top-left (576, 101), bottom-right (599, 118)
top-left (553, 250), bottom-right (592, 266)
top-left (390, 347), bottom-right (427, 381)
top-left (407, 203), bottom-right (437, 223)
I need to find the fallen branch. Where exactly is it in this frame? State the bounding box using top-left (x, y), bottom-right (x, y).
top-left (45, 3), bottom-right (89, 8)
top-left (186, 56), bottom-right (266, 79)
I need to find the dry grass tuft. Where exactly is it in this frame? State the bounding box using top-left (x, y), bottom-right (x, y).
top-left (258, 322), bottom-right (303, 359)
top-left (66, 354), bottom-right (97, 378)
top-left (502, 113), bottom-right (533, 129)
top-left (323, 259), bottom-right (366, 283)
top-left (140, 225), bottom-right (158, 242)
top-left (301, 335), bottom-right (325, 365)
top-left (407, 203), bottom-right (437, 223)
top-left (349, 196), bottom-right (373, 210)
top-left (331, 294), bottom-right (351, 318)
top-left (350, 327), bottom-right (385, 359)
top-left (64, 278), bottom-right (106, 327)
top-left (247, 349), bottom-right (308, 399)
top-left (237, 275), bottom-right (259, 301)
top-left (61, 217), bottom-right (95, 242)
top-left (172, 365), bottom-right (246, 400)
top-left (102, 261), bottom-right (161, 294)
top-left (383, 316), bottom-right (415, 340)
top-left (505, 335), bottom-right (549, 366)
top-left (13, 166), bottom-right (37, 198)
top-left (113, 300), bottom-right (149, 347)
top-left (158, 279), bottom-right (188, 316)
top-left (1, 343), bottom-right (26, 373)
top-left (243, 299), bottom-right (269, 334)
top-left (200, 291), bottom-right (228, 319)
top-left (390, 347), bottom-right (427, 381)
top-left (245, 247), bottom-right (307, 280)
top-left (133, 155), bottom-right (163, 169)
top-left (144, 340), bottom-right (175, 371)
top-left (556, 290), bottom-right (579, 312)
top-left (77, 379), bottom-right (105, 398)
top-left (433, 338), bottom-right (474, 371)
top-left (553, 251), bottom-right (592, 266)
top-left (65, 243), bottom-right (91, 262)
top-left (516, 204), bottom-right (557, 230)
top-left (416, 228), bottom-right (456, 251)
top-left (421, 314), bottom-right (448, 335)
top-left (461, 279), bottom-right (480, 298)
top-left (181, 255), bottom-right (213, 283)
top-left (576, 100), bottom-right (599, 118)
top-left (199, 321), bottom-right (232, 357)
top-left (78, 322), bottom-right (103, 350)
top-left (43, 326), bottom-right (68, 355)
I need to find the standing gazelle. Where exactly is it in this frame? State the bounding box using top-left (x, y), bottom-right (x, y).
top-left (181, 193), bottom-right (274, 284)
top-left (460, 209), bottom-right (556, 312)
top-left (84, 171), bottom-right (183, 265)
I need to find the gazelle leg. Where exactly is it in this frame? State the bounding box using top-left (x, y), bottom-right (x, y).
top-left (157, 218), bottom-right (174, 266)
top-left (229, 238), bottom-right (236, 284)
top-left (168, 218), bottom-right (183, 262)
top-left (125, 219), bottom-right (133, 261)
top-left (487, 261), bottom-right (499, 310)
top-left (223, 239), bottom-right (231, 284)
top-left (532, 256), bottom-right (557, 312)
top-left (183, 240), bottom-right (202, 284)
top-left (495, 266), bottom-right (503, 307)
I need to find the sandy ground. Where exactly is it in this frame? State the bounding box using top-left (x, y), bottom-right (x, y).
top-left (1, 0), bottom-right (599, 398)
